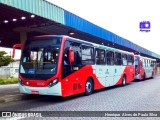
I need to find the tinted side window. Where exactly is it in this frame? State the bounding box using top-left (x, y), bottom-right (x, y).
top-left (122, 54), bottom-right (127, 65)
top-left (106, 51), bottom-right (114, 65)
top-left (95, 49), bottom-right (105, 65)
top-left (151, 60), bottom-right (156, 67)
top-left (148, 60), bottom-right (151, 67)
top-left (143, 59), bottom-right (146, 67)
top-left (114, 52), bottom-right (122, 65)
top-left (70, 42), bottom-right (82, 65)
top-left (63, 41), bottom-right (82, 65)
top-left (62, 40), bottom-right (82, 78)
top-left (127, 55), bottom-right (134, 65)
top-left (82, 45), bottom-right (95, 65)
top-left (151, 61), bottom-right (153, 67)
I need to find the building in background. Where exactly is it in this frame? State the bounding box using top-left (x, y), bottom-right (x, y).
top-left (0, 60), bottom-right (19, 78)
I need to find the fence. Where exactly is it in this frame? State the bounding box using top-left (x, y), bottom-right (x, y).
top-left (0, 61), bottom-right (19, 78)
top-left (0, 67), bottom-right (19, 78)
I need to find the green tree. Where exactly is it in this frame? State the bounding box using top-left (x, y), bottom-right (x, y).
top-left (0, 51), bottom-right (13, 67)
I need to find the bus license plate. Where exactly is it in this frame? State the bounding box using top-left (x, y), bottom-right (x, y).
top-left (31, 91), bottom-right (39, 94)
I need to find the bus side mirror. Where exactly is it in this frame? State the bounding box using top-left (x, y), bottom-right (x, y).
top-left (69, 47), bottom-right (74, 63)
top-left (12, 44), bottom-right (23, 59)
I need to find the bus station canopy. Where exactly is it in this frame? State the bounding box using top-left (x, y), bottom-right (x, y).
top-left (0, 0), bottom-right (160, 59)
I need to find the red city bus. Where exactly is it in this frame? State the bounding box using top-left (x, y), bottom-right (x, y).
top-left (135, 55), bottom-right (157, 80)
top-left (13, 35), bottom-right (135, 97)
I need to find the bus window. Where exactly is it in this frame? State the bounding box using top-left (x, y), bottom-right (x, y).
top-left (142, 59), bottom-right (145, 67)
top-left (122, 54), bottom-right (127, 65)
top-left (82, 45), bottom-right (95, 65)
top-left (44, 48), bottom-right (59, 64)
top-left (127, 55), bottom-right (134, 65)
top-left (70, 42), bottom-right (81, 65)
top-left (154, 61), bottom-right (157, 68)
top-left (148, 60), bottom-right (151, 67)
top-left (114, 52), bottom-right (122, 65)
top-left (63, 41), bottom-right (82, 66)
top-left (145, 59), bottom-right (147, 67)
top-left (95, 49), bottom-right (105, 65)
top-left (151, 61), bottom-right (153, 67)
top-left (20, 46), bottom-right (59, 78)
top-left (62, 41), bottom-right (82, 78)
top-left (106, 51), bottom-right (114, 65)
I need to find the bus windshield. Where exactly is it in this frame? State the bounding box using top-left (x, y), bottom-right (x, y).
top-left (20, 37), bottom-right (61, 79)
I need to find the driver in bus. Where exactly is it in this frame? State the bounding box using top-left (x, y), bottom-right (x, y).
top-left (64, 53), bottom-right (69, 65)
top-left (63, 48), bottom-right (70, 65)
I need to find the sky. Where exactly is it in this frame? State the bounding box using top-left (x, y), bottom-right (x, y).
top-left (47, 0), bottom-right (160, 55)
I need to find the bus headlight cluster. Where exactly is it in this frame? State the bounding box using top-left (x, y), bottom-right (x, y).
top-left (48, 79), bottom-right (58, 87)
top-left (18, 78), bottom-right (24, 86)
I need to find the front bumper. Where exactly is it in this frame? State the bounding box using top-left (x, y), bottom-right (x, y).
top-left (19, 82), bottom-right (62, 96)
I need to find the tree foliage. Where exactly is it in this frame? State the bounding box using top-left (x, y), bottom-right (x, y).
top-left (0, 51), bottom-right (13, 67)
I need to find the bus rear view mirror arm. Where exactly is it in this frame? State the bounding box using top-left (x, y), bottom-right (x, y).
top-left (12, 44), bottom-right (23, 59)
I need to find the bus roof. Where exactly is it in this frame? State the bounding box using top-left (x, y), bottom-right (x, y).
top-left (33, 35), bottom-right (134, 55)
top-left (65, 35), bottom-right (134, 55)
top-left (135, 55), bottom-right (156, 61)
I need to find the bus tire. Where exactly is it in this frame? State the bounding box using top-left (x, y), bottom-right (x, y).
top-left (85, 78), bottom-right (94, 96)
top-left (122, 75), bottom-right (126, 86)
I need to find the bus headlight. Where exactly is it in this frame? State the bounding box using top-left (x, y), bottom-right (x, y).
top-left (48, 79), bottom-right (58, 87)
top-left (18, 78), bottom-right (24, 86)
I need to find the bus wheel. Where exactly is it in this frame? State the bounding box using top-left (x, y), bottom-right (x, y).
top-left (122, 75), bottom-right (126, 86)
top-left (85, 78), bottom-right (94, 95)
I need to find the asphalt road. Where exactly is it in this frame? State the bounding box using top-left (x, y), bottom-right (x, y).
top-left (0, 84), bottom-right (19, 96)
top-left (0, 76), bottom-right (160, 120)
